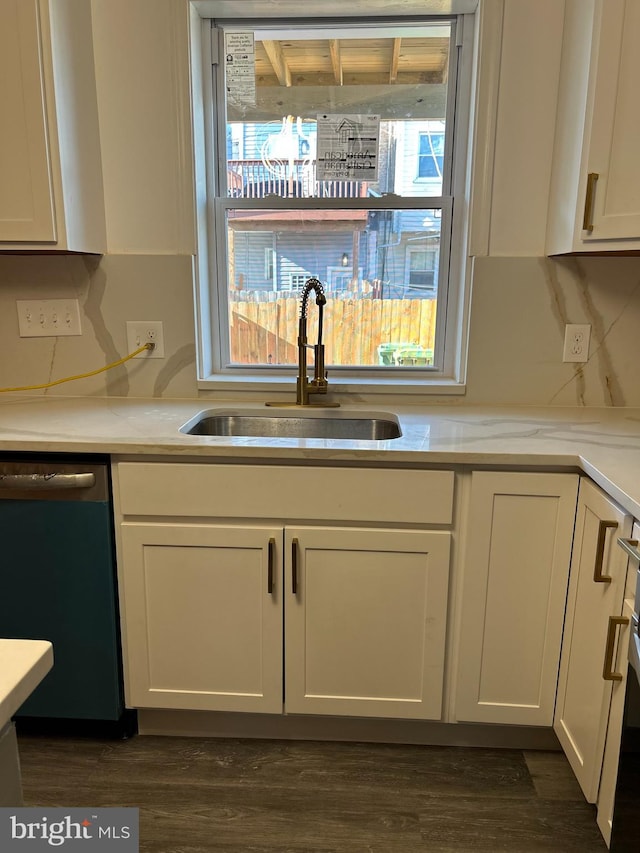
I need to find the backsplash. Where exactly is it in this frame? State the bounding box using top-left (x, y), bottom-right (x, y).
top-left (0, 254), bottom-right (197, 399)
top-left (0, 252), bottom-right (639, 406)
top-left (465, 255), bottom-right (640, 406)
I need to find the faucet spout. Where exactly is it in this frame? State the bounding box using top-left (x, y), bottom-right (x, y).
top-left (267, 277), bottom-right (339, 408)
top-left (296, 278), bottom-right (333, 405)
top-left (300, 277), bottom-right (326, 344)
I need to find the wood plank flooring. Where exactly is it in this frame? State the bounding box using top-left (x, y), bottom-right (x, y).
top-left (16, 735), bottom-right (608, 852)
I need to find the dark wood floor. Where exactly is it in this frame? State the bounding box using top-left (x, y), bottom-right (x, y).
top-left (17, 734), bottom-right (608, 853)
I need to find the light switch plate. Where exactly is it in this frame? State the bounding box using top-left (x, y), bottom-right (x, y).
top-left (17, 299), bottom-right (82, 337)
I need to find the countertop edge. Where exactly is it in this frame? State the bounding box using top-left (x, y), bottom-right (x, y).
top-left (0, 640), bottom-right (53, 730)
top-left (2, 397), bottom-right (640, 517)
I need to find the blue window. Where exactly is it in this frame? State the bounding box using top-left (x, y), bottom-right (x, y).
top-left (418, 132), bottom-right (444, 179)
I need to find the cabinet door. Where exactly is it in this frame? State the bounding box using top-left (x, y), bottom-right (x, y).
top-left (119, 523), bottom-right (283, 714)
top-left (554, 479), bottom-right (631, 802)
top-left (583, 0), bottom-right (640, 242)
top-left (596, 597), bottom-right (633, 846)
top-left (0, 0), bottom-right (55, 242)
top-left (284, 527), bottom-right (450, 720)
top-left (455, 472), bottom-right (579, 726)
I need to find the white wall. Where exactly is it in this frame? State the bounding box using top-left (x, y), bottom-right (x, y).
top-left (1, 0), bottom-right (639, 404)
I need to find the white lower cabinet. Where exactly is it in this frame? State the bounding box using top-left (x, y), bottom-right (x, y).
top-left (118, 461), bottom-right (635, 750)
top-left (120, 523), bottom-right (283, 714)
top-left (596, 598), bottom-right (633, 846)
top-left (284, 527), bottom-right (450, 720)
top-left (119, 519), bottom-right (451, 721)
top-left (455, 472), bottom-right (579, 726)
top-left (553, 478), bottom-right (632, 803)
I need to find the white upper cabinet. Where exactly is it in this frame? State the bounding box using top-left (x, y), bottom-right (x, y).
top-left (0, 0), bottom-right (105, 252)
top-left (546, 0), bottom-right (640, 254)
top-left (0, 0), bottom-right (55, 242)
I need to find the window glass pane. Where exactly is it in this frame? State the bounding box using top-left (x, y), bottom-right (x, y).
top-left (227, 118), bottom-right (448, 199)
top-left (226, 207), bottom-right (440, 368)
top-left (216, 19), bottom-right (456, 375)
top-left (225, 25), bottom-right (451, 200)
top-left (417, 129), bottom-right (444, 179)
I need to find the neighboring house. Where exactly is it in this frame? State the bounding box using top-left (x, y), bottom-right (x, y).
top-left (227, 118), bottom-right (443, 298)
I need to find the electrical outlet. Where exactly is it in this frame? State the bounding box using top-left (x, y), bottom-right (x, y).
top-left (126, 321), bottom-right (165, 358)
top-left (562, 324), bottom-right (591, 363)
top-left (17, 299), bottom-right (82, 337)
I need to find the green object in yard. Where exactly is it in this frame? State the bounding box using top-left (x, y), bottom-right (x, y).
top-left (393, 345), bottom-right (434, 366)
top-left (377, 342), bottom-right (412, 365)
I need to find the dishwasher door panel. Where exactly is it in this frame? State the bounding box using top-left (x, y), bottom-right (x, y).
top-left (0, 498), bottom-right (123, 720)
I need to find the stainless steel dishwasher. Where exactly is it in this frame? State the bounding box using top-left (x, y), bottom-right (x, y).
top-left (0, 454), bottom-right (134, 737)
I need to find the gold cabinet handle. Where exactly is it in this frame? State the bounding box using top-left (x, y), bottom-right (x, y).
top-left (594, 520), bottom-right (618, 583)
top-left (603, 615), bottom-right (629, 681)
top-left (617, 537), bottom-right (640, 563)
top-left (582, 172), bottom-right (599, 232)
top-left (292, 537), bottom-right (299, 594)
top-left (267, 537), bottom-right (275, 594)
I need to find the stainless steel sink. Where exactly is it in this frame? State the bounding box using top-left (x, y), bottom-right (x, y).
top-left (179, 409), bottom-right (402, 440)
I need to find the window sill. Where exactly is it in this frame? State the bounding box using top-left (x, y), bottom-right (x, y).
top-left (196, 373), bottom-right (466, 397)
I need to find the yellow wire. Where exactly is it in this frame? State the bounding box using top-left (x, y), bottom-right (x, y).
top-left (0, 343), bottom-right (154, 393)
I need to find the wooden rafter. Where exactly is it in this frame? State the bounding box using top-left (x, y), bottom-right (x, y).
top-left (329, 39), bottom-right (343, 86)
top-left (390, 37), bottom-right (401, 83)
top-left (254, 35), bottom-right (449, 89)
top-left (262, 40), bottom-right (292, 87)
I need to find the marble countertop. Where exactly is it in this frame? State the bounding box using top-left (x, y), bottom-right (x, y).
top-left (2, 395), bottom-right (640, 517)
top-left (0, 640), bottom-right (53, 730)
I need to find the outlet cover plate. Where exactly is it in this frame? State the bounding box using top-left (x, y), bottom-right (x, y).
top-left (17, 299), bottom-right (82, 337)
top-left (126, 321), bottom-right (165, 358)
top-left (563, 324), bottom-right (591, 363)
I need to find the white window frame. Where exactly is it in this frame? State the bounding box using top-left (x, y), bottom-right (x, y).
top-left (417, 129), bottom-right (445, 182)
top-left (405, 246), bottom-right (437, 294)
top-left (285, 274), bottom-right (307, 292)
top-left (326, 266), bottom-right (364, 291)
top-left (190, 6), bottom-right (475, 397)
top-left (264, 247), bottom-right (274, 282)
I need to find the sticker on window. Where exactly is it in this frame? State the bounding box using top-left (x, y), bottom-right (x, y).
top-left (316, 114), bottom-right (380, 181)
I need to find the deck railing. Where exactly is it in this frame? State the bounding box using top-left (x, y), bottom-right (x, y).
top-left (227, 159), bottom-right (367, 199)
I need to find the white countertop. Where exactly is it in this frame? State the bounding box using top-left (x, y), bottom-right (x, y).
top-left (2, 395), bottom-right (640, 517)
top-left (0, 640), bottom-right (53, 730)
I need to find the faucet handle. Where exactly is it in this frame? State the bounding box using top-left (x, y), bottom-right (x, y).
top-left (312, 344), bottom-right (328, 388)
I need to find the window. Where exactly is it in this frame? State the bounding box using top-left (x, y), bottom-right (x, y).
top-left (264, 247), bottom-right (274, 281)
top-left (417, 129), bottom-right (445, 180)
top-left (194, 9), bottom-right (473, 390)
top-left (406, 247), bottom-right (437, 293)
top-left (286, 274), bottom-right (308, 292)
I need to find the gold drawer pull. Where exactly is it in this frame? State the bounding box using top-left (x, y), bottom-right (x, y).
top-left (267, 537), bottom-right (275, 594)
top-left (603, 616), bottom-right (629, 681)
top-left (582, 172), bottom-right (598, 232)
top-left (292, 537), bottom-right (299, 595)
top-left (594, 520), bottom-right (618, 583)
